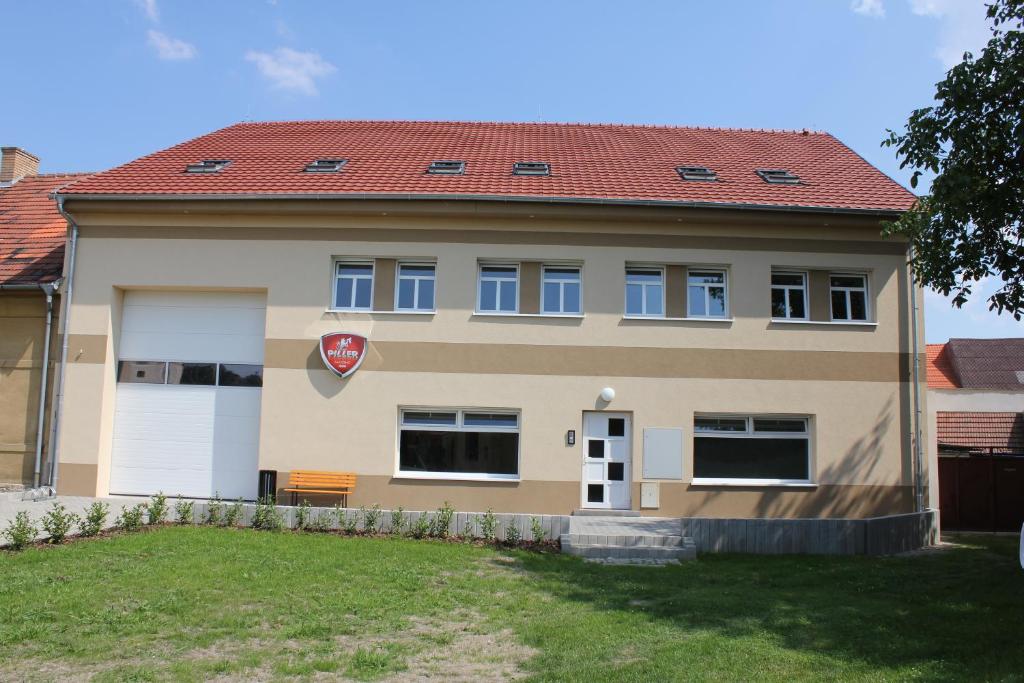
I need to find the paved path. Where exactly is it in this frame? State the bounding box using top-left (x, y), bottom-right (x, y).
top-left (0, 495), bottom-right (148, 543)
top-left (568, 515), bottom-right (682, 537)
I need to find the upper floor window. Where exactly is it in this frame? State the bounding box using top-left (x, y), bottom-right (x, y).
top-left (625, 267), bottom-right (664, 317)
top-left (771, 271), bottom-right (807, 320)
top-left (334, 262), bottom-right (373, 310)
top-left (687, 269), bottom-right (727, 318)
top-left (478, 265), bottom-right (518, 313)
top-left (542, 266), bottom-right (581, 315)
top-left (830, 274), bottom-right (868, 322)
top-left (396, 263), bottom-right (436, 312)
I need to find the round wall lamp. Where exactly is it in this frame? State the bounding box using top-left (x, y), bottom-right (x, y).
top-left (599, 387), bottom-right (616, 402)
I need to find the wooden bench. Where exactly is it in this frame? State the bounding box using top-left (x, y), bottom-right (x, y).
top-left (283, 470), bottom-right (357, 507)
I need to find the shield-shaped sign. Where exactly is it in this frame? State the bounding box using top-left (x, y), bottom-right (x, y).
top-left (319, 332), bottom-right (368, 378)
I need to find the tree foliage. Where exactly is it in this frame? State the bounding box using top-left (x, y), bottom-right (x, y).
top-left (883, 0), bottom-right (1024, 318)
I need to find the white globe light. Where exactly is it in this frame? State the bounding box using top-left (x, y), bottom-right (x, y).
top-left (600, 387), bottom-right (616, 402)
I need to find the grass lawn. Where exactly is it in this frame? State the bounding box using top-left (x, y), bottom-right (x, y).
top-left (0, 527), bottom-right (1021, 682)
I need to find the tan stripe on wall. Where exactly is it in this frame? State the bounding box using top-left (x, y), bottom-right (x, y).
top-left (264, 338), bottom-right (915, 382)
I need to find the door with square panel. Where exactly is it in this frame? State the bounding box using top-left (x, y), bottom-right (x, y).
top-left (581, 412), bottom-right (631, 509)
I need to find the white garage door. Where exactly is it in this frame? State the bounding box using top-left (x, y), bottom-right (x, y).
top-left (110, 291), bottom-right (266, 500)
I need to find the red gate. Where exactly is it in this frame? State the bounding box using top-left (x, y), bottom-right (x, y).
top-left (939, 453), bottom-right (1024, 531)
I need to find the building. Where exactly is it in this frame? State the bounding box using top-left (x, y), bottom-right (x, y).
top-left (0, 147), bottom-right (86, 489)
top-left (928, 339), bottom-right (1024, 531)
top-left (49, 120), bottom-right (931, 519)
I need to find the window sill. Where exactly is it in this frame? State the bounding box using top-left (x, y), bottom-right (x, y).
top-left (325, 309), bottom-right (436, 316)
top-left (472, 312), bottom-right (585, 319)
top-left (393, 472), bottom-right (520, 483)
top-left (622, 316), bottom-right (733, 323)
top-left (689, 479), bottom-right (817, 488)
top-left (769, 319), bottom-right (876, 327)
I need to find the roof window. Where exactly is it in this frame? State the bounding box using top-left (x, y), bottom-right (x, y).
top-left (185, 159), bottom-right (231, 174)
top-left (427, 160), bottom-right (465, 175)
top-left (513, 161), bottom-right (550, 176)
top-left (756, 168), bottom-right (801, 185)
top-left (676, 166), bottom-right (717, 182)
top-left (304, 158), bottom-right (347, 173)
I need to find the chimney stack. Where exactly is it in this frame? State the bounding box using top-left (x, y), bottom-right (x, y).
top-left (0, 147), bottom-right (40, 185)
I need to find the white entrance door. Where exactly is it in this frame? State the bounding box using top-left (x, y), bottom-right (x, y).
top-left (109, 291), bottom-right (266, 500)
top-left (581, 412), bottom-right (631, 509)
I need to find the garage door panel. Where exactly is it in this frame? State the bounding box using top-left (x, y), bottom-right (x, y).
top-left (110, 467), bottom-right (215, 499)
top-left (122, 305), bottom-right (265, 336)
top-left (120, 332), bottom-right (264, 365)
top-left (124, 290), bottom-right (266, 311)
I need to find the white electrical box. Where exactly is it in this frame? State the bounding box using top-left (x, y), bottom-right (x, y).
top-left (641, 482), bottom-right (660, 509)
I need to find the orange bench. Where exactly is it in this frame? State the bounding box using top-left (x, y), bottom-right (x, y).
top-left (283, 470), bottom-right (357, 507)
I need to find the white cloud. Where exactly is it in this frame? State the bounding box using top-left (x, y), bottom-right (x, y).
top-left (245, 47), bottom-right (336, 96)
top-left (909, 0), bottom-right (992, 67)
top-left (135, 0), bottom-right (159, 22)
top-left (924, 277), bottom-right (1024, 343)
top-left (147, 30), bottom-right (197, 60)
top-left (851, 0), bottom-right (885, 18)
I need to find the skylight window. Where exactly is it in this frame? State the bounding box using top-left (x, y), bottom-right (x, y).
top-left (676, 166), bottom-right (718, 182)
top-left (185, 159), bottom-right (231, 174)
top-left (304, 158), bottom-right (347, 173)
top-left (756, 169), bottom-right (801, 185)
top-left (513, 162), bottom-right (550, 176)
top-left (427, 160), bottom-right (465, 175)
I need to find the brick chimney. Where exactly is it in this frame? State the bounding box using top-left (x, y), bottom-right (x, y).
top-left (0, 147), bottom-right (40, 185)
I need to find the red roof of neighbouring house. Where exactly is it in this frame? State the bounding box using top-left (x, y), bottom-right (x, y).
top-left (944, 338), bottom-right (1024, 390)
top-left (56, 120), bottom-right (917, 213)
top-left (927, 343), bottom-right (960, 389)
top-left (936, 412), bottom-right (1024, 453)
top-left (0, 174), bottom-right (89, 285)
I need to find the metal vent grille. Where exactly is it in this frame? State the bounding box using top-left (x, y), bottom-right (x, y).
top-left (512, 161), bottom-right (550, 176)
top-left (184, 160), bottom-right (231, 174)
top-left (676, 166), bottom-right (718, 182)
top-left (427, 160), bottom-right (465, 175)
top-left (756, 168), bottom-right (801, 185)
top-left (304, 159), bottom-right (347, 173)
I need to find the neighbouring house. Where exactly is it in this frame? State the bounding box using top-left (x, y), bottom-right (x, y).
top-left (48, 120), bottom-right (934, 525)
top-left (928, 339), bottom-right (1024, 531)
top-left (0, 147), bottom-right (86, 489)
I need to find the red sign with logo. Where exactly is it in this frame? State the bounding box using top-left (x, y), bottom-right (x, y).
top-left (319, 332), bottom-right (368, 378)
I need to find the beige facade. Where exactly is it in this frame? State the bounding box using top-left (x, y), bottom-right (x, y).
top-left (53, 199), bottom-right (934, 517)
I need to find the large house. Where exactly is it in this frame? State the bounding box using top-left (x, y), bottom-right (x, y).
top-left (48, 120), bottom-right (931, 520)
top-left (0, 147), bottom-right (86, 489)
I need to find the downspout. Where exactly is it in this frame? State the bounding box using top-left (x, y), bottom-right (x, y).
top-left (33, 279), bottom-right (60, 487)
top-left (46, 195), bottom-right (79, 492)
top-left (908, 245), bottom-right (925, 512)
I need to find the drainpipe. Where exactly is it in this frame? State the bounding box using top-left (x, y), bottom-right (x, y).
top-left (46, 195), bottom-right (79, 493)
top-left (908, 246), bottom-right (925, 513)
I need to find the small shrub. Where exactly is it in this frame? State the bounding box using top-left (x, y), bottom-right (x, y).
top-left (342, 510), bottom-right (359, 535)
top-left (362, 504), bottom-right (382, 534)
top-left (79, 501), bottom-right (109, 537)
top-left (480, 509), bottom-right (497, 543)
top-left (252, 495), bottom-right (284, 531)
top-left (295, 500), bottom-right (312, 530)
top-left (504, 521), bottom-right (521, 545)
top-left (389, 507), bottom-right (406, 536)
top-left (205, 493), bottom-right (225, 526)
top-left (410, 513), bottom-right (431, 539)
top-left (224, 498), bottom-right (244, 527)
top-left (530, 517), bottom-right (545, 544)
top-left (41, 503), bottom-right (79, 544)
top-left (310, 509), bottom-right (334, 532)
top-left (115, 504), bottom-right (146, 532)
top-left (3, 511), bottom-right (38, 550)
top-left (431, 501), bottom-right (455, 538)
top-left (174, 497), bottom-right (194, 525)
top-left (146, 492), bottom-right (168, 525)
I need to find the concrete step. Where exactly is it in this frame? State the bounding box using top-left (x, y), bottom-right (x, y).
top-left (567, 533), bottom-right (687, 547)
top-left (572, 509), bottom-right (641, 517)
top-left (560, 533), bottom-right (698, 562)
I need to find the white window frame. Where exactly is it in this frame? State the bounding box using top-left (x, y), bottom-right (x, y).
top-left (396, 407), bottom-right (521, 481)
top-left (624, 266), bottom-right (665, 318)
top-left (686, 268), bottom-right (729, 319)
top-left (394, 262), bottom-right (437, 312)
top-left (476, 263), bottom-right (520, 314)
top-left (332, 260), bottom-right (375, 311)
top-left (541, 265), bottom-right (582, 315)
top-left (829, 273), bottom-right (870, 322)
top-left (771, 270), bottom-right (808, 321)
top-left (691, 414), bottom-right (813, 486)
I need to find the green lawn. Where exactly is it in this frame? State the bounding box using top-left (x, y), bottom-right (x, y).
top-left (0, 527), bottom-right (1021, 682)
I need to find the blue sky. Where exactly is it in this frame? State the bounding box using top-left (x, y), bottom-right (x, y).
top-left (3, 0), bottom-right (1019, 342)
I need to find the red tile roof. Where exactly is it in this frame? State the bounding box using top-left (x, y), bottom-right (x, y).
top-left (927, 343), bottom-right (960, 389)
top-left (937, 412), bottom-right (1024, 453)
top-left (57, 121), bottom-right (917, 213)
top-left (0, 174), bottom-right (88, 286)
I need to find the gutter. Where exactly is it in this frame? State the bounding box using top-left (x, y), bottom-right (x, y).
top-left (54, 191), bottom-right (910, 218)
top-left (46, 195), bottom-right (79, 493)
top-left (909, 246), bottom-right (925, 512)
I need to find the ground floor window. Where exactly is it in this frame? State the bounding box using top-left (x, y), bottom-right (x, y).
top-left (398, 409), bottom-right (519, 479)
top-left (693, 415), bottom-right (811, 484)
